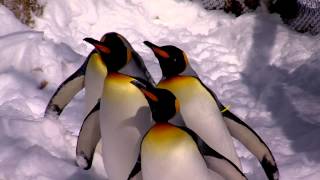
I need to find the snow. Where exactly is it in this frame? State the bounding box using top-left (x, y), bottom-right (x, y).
top-left (0, 0), bottom-right (320, 179)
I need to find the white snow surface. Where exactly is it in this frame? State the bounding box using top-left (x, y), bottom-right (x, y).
top-left (0, 0), bottom-right (320, 179)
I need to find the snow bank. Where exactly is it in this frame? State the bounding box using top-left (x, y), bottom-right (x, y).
top-left (0, 0), bottom-right (319, 179)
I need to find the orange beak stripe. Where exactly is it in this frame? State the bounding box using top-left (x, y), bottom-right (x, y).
top-left (141, 89), bottom-right (158, 102)
top-left (95, 44), bottom-right (111, 54)
top-left (153, 47), bottom-right (170, 59)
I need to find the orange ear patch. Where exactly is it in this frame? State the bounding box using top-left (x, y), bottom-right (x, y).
top-left (140, 89), bottom-right (158, 102)
top-left (175, 99), bottom-right (180, 112)
top-left (182, 52), bottom-right (189, 65)
top-left (95, 44), bottom-right (111, 54)
top-left (153, 47), bottom-right (170, 59)
top-left (127, 49), bottom-right (132, 64)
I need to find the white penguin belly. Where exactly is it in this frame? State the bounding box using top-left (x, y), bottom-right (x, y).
top-left (181, 91), bottom-right (241, 167)
top-left (84, 53), bottom-right (107, 115)
top-left (141, 125), bottom-right (211, 180)
top-left (100, 73), bottom-right (152, 180)
top-left (158, 76), bottom-right (241, 169)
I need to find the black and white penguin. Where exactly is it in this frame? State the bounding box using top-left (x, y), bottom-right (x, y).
top-left (128, 80), bottom-right (247, 180)
top-left (78, 37), bottom-right (154, 180)
top-left (143, 41), bottom-right (279, 180)
top-left (44, 32), bottom-right (154, 117)
top-left (44, 32), bottom-right (155, 170)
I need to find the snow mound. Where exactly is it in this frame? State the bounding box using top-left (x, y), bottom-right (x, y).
top-left (0, 0), bottom-right (319, 179)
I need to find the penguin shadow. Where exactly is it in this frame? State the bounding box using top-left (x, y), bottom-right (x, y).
top-left (66, 169), bottom-right (106, 180)
top-left (241, 14), bottom-right (320, 166)
top-left (121, 106), bottom-right (186, 132)
top-left (57, 157), bottom-right (106, 180)
top-left (120, 106), bottom-right (153, 135)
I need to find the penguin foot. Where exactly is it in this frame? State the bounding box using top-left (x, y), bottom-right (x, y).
top-left (76, 155), bottom-right (89, 170)
top-left (44, 104), bottom-right (62, 118)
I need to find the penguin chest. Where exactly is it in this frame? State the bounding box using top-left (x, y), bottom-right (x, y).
top-left (141, 124), bottom-right (210, 180)
top-left (84, 53), bottom-right (107, 115)
top-left (100, 73), bottom-right (152, 180)
top-left (157, 76), bottom-right (225, 133)
top-left (158, 76), bottom-right (240, 167)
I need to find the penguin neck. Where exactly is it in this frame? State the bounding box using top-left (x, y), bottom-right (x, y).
top-left (102, 53), bottom-right (128, 72)
top-left (162, 71), bottom-right (181, 80)
top-left (161, 73), bottom-right (182, 81)
top-left (152, 122), bottom-right (171, 129)
top-left (150, 105), bottom-right (176, 123)
top-left (107, 69), bottom-right (119, 73)
top-left (153, 118), bottom-right (169, 124)
top-left (106, 61), bottom-right (129, 73)
top-left (160, 66), bottom-right (180, 78)
top-left (107, 71), bottom-right (129, 78)
top-left (160, 63), bottom-right (186, 79)
top-left (105, 63), bottom-right (124, 72)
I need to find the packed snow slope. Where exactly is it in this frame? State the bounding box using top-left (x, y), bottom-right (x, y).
top-left (0, 0), bottom-right (320, 179)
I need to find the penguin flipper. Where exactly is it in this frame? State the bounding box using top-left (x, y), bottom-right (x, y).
top-left (127, 155), bottom-right (142, 180)
top-left (197, 78), bottom-right (279, 180)
top-left (223, 110), bottom-right (279, 180)
top-left (181, 126), bottom-right (247, 180)
top-left (44, 64), bottom-right (86, 118)
top-left (76, 100), bottom-right (101, 170)
top-left (199, 138), bottom-right (247, 180)
top-left (204, 155), bottom-right (247, 180)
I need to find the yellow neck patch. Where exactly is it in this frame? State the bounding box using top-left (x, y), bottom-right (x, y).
top-left (182, 52), bottom-right (189, 65)
top-left (105, 72), bottom-right (134, 84)
top-left (143, 123), bottom-right (187, 147)
top-left (103, 72), bottom-right (140, 100)
top-left (87, 53), bottom-right (108, 76)
top-left (126, 49), bottom-right (132, 64)
top-left (157, 75), bottom-right (210, 105)
top-left (157, 75), bottom-right (199, 91)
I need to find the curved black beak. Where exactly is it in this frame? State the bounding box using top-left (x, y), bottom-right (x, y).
top-left (130, 80), bottom-right (146, 90)
top-left (130, 80), bottom-right (159, 102)
top-left (83, 37), bottom-right (100, 45)
top-left (143, 41), bottom-right (169, 59)
top-left (143, 41), bottom-right (159, 49)
top-left (84, 37), bottom-right (111, 54)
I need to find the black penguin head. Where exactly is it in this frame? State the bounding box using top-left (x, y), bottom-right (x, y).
top-left (130, 80), bottom-right (179, 122)
top-left (144, 41), bottom-right (189, 78)
top-left (84, 32), bottom-right (132, 72)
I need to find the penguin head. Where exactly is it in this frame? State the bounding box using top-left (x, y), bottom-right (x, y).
top-left (144, 41), bottom-right (189, 78)
top-left (130, 80), bottom-right (179, 122)
top-left (84, 32), bottom-right (132, 72)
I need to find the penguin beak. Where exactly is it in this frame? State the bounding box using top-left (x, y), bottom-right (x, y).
top-left (144, 41), bottom-right (170, 59)
top-left (84, 37), bottom-right (111, 54)
top-left (130, 80), bottom-right (159, 102)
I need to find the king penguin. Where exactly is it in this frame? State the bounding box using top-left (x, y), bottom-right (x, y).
top-left (44, 32), bottom-right (155, 169)
top-left (80, 37), bottom-right (154, 180)
top-left (44, 32), bottom-right (154, 117)
top-left (144, 41), bottom-right (279, 180)
top-left (128, 80), bottom-right (247, 180)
